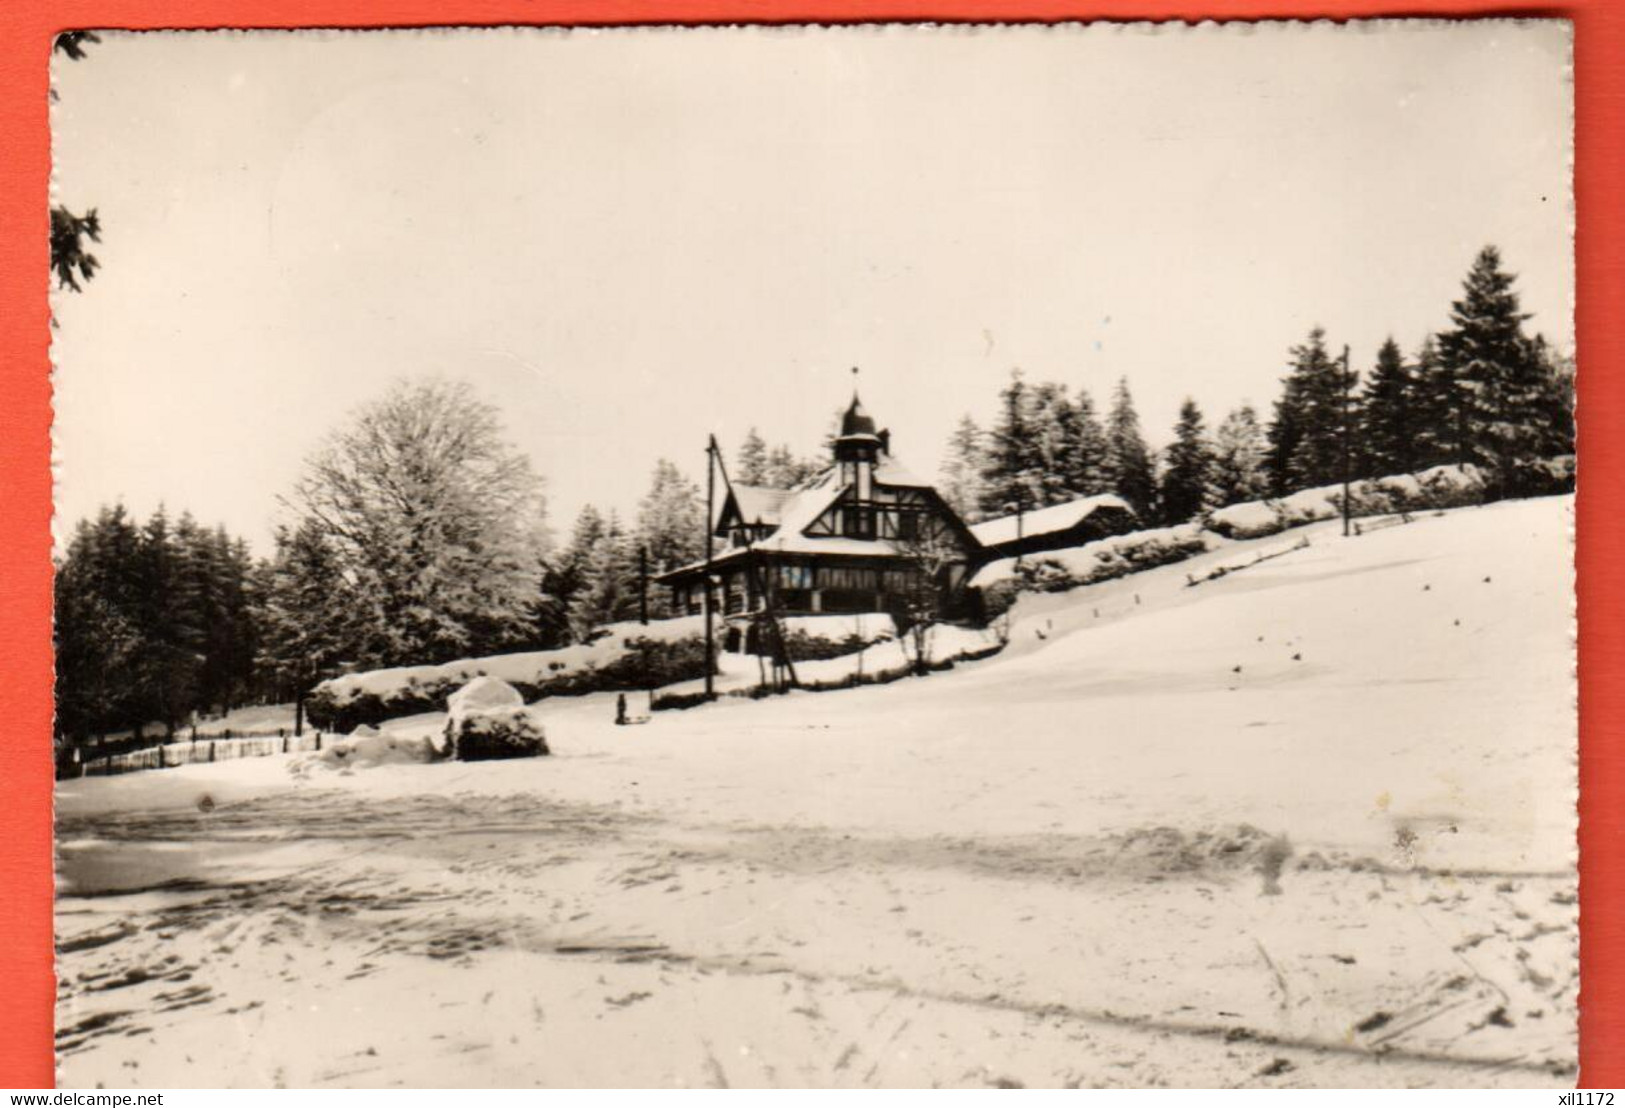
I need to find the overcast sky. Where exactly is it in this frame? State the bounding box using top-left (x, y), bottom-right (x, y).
top-left (50, 21), bottom-right (1572, 554)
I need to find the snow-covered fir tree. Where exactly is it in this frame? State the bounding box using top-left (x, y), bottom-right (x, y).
top-left (736, 429), bottom-right (769, 485)
top-left (1028, 381), bottom-right (1081, 508)
top-left (938, 414), bottom-right (989, 523)
top-left (1066, 386), bottom-right (1112, 498)
top-left (1526, 334), bottom-right (1576, 458)
top-left (1206, 405), bottom-right (1271, 509)
top-left (1157, 398), bottom-right (1214, 525)
top-left (56, 504), bottom-right (267, 742)
top-left (1267, 326), bottom-right (1353, 493)
top-left (257, 517), bottom-right (363, 710)
top-left (1358, 337), bottom-right (1419, 478)
top-left (538, 505), bottom-right (608, 646)
top-left (566, 511), bottom-right (640, 641)
top-left (635, 460), bottom-right (704, 616)
top-left (763, 444), bottom-right (822, 489)
top-left (1104, 377), bottom-right (1157, 519)
top-left (1407, 335), bottom-right (1463, 469)
top-left (979, 369), bottom-right (1039, 516)
top-left (1436, 246), bottom-right (1558, 494)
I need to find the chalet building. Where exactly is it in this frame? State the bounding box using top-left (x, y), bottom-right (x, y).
top-left (969, 494), bottom-right (1138, 562)
top-left (657, 395), bottom-right (982, 627)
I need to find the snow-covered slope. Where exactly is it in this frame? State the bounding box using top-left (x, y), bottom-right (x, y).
top-left (55, 496), bottom-right (1576, 1088)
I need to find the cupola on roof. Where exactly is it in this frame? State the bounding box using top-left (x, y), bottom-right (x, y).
top-left (838, 393), bottom-right (880, 441)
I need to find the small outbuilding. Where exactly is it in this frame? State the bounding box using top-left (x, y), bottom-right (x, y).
top-left (969, 495), bottom-right (1138, 562)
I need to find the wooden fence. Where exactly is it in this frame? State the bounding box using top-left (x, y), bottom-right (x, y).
top-left (64, 730), bottom-right (326, 779)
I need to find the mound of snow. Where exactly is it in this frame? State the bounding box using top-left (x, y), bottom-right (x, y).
top-left (1206, 464), bottom-right (1496, 541)
top-left (299, 728), bottom-right (442, 774)
top-left (1206, 499), bottom-right (1285, 540)
top-left (447, 675), bottom-right (525, 716)
top-left (971, 524), bottom-right (1212, 590)
top-left (778, 613), bottom-right (896, 643)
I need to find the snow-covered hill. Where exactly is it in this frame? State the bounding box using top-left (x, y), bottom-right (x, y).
top-left (55, 496), bottom-right (1575, 1088)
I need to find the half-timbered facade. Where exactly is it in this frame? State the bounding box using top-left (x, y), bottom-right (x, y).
top-left (657, 395), bottom-right (982, 626)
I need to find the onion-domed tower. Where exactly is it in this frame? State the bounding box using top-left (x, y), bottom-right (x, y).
top-left (833, 392), bottom-right (888, 502)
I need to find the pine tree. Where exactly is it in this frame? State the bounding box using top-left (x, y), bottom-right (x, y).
top-left (980, 369), bottom-right (1039, 516)
top-left (53, 507), bottom-right (145, 741)
top-left (1103, 378), bottom-right (1157, 518)
top-left (539, 505), bottom-right (608, 646)
top-left (1408, 335), bottom-right (1460, 469)
top-left (1158, 399), bottom-right (1214, 524)
top-left (1359, 337), bottom-right (1418, 478)
top-left (56, 503), bottom-right (267, 743)
top-left (736, 428), bottom-right (769, 485)
top-left (938, 415), bottom-right (989, 523)
top-left (1267, 327), bottom-right (1351, 494)
top-left (257, 517), bottom-right (363, 708)
top-left (635, 460), bottom-right (704, 617)
top-left (132, 506), bottom-right (204, 732)
top-left (1527, 335), bottom-right (1576, 457)
top-left (1436, 247), bottom-right (1558, 495)
top-left (763, 444), bottom-right (822, 489)
top-left (1066, 387), bottom-right (1112, 498)
top-left (567, 512), bottom-right (640, 640)
top-left (1028, 381), bottom-right (1080, 508)
top-left (1207, 405), bottom-right (1271, 509)
top-left (1289, 332), bottom-right (1354, 490)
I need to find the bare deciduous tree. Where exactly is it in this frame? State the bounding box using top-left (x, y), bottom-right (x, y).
top-left (281, 378), bottom-right (549, 666)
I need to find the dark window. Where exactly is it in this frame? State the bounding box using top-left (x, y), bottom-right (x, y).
top-left (845, 508), bottom-right (876, 539)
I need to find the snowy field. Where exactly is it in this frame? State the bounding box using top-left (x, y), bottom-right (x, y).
top-left (55, 497), bottom-right (1576, 1088)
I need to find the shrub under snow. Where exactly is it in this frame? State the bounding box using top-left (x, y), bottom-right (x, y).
top-left (447, 707), bottom-right (549, 761)
top-left (971, 524), bottom-right (1214, 600)
top-left (442, 676), bottom-right (549, 761)
top-left (1206, 464), bottom-right (1493, 540)
top-left (307, 618), bottom-right (714, 730)
top-left (775, 614), bottom-right (897, 662)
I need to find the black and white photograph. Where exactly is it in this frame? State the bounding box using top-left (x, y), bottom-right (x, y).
top-left (49, 21), bottom-right (1576, 1088)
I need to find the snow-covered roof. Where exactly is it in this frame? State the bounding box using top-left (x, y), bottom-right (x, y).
top-left (873, 456), bottom-right (930, 488)
top-left (769, 474), bottom-right (845, 537)
top-left (749, 534), bottom-right (911, 558)
top-left (969, 494), bottom-right (1135, 548)
top-left (725, 484), bottom-right (796, 527)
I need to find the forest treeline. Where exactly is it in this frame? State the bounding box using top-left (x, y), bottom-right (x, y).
top-left (937, 246), bottom-right (1573, 527)
top-left (54, 245), bottom-right (1573, 742)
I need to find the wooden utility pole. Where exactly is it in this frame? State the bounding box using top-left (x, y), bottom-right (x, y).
top-left (638, 543), bottom-right (649, 625)
top-left (710, 436), bottom-right (798, 693)
top-left (1341, 343), bottom-right (1353, 538)
top-left (704, 435), bottom-right (716, 700)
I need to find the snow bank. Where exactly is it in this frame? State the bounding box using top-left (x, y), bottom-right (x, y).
top-left (296, 727), bottom-right (442, 775)
top-left (968, 461), bottom-right (1568, 605)
top-left (654, 621), bottom-right (1003, 708)
top-left (1207, 464), bottom-right (1493, 539)
top-left (777, 613), bottom-right (897, 661)
top-left (971, 524), bottom-right (1213, 592)
top-left (446, 675), bottom-right (525, 716)
top-left (308, 618), bottom-right (713, 731)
